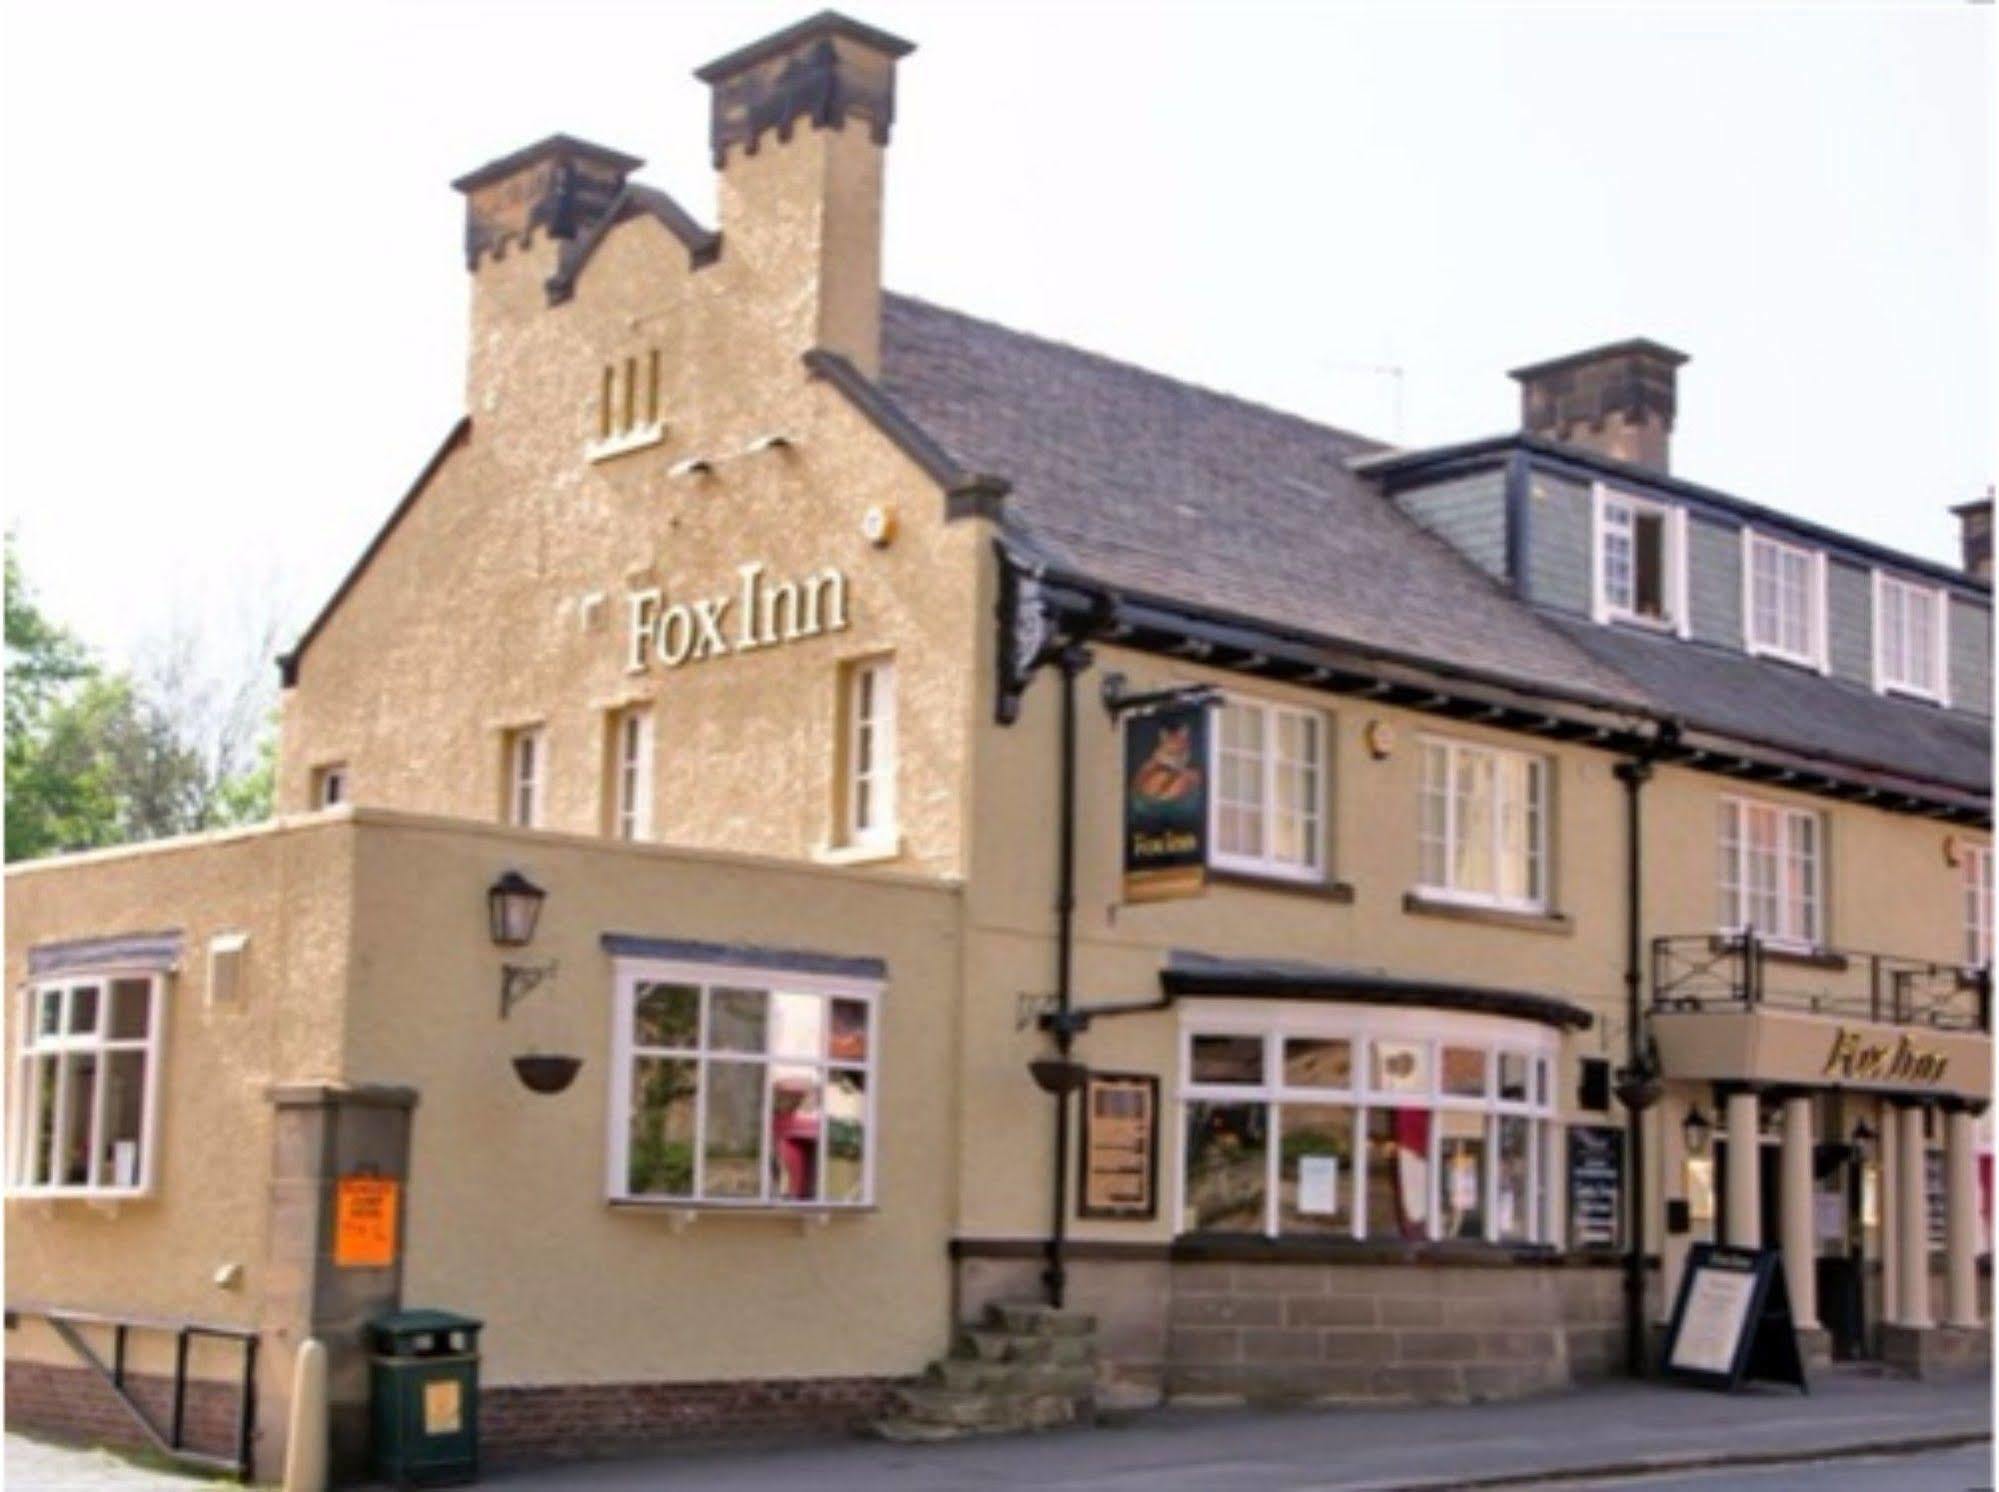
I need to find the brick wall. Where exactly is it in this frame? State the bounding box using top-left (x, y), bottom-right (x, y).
top-left (480, 1375), bottom-right (908, 1462)
top-left (5, 1360), bottom-right (247, 1465)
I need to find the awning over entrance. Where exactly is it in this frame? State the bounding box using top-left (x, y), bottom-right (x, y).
top-left (1162, 950), bottom-right (1595, 1032)
top-left (1653, 1005), bottom-right (1992, 1102)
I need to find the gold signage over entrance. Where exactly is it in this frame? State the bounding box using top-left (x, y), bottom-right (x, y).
top-left (624, 561), bottom-right (849, 673)
top-left (1822, 1026), bottom-right (1949, 1086)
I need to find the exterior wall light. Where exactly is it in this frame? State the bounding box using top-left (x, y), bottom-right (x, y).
top-left (1682, 1105), bottom-right (1714, 1157)
top-left (488, 870), bottom-right (546, 947)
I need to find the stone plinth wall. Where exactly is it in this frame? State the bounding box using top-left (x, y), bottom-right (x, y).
top-left (480, 1376), bottom-right (906, 1462)
top-left (4, 1360), bottom-right (245, 1465)
top-left (955, 1250), bottom-right (1629, 1407)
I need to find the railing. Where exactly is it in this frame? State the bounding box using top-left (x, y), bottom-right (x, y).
top-left (1651, 931), bottom-right (1991, 1034)
top-left (10, 1302), bottom-right (258, 1482)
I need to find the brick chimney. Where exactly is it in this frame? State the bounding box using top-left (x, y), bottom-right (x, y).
top-left (1509, 339), bottom-right (1689, 474)
top-left (1952, 490), bottom-right (1993, 581)
top-left (695, 11), bottom-right (914, 377)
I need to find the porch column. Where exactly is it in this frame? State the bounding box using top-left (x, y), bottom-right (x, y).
top-left (1780, 1094), bottom-right (1818, 1328)
top-left (1896, 1103), bottom-right (1932, 1329)
top-left (1879, 1102), bottom-right (1901, 1325)
top-left (1724, 1089), bottom-right (1761, 1248)
top-left (1946, 1106), bottom-right (1981, 1328)
top-left (1658, 1088), bottom-right (1691, 1319)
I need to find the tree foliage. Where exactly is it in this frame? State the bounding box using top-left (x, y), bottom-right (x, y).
top-left (5, 538), bottom-right (277, 861)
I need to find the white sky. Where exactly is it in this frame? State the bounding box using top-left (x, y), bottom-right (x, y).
top-left (1, 0), bottom-right (1992, 668)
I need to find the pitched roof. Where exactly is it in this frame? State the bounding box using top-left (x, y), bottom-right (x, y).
top-left (878, 294), bottom-right (1641, 709)
top-left (877, 293), bottom-right (1991, 805)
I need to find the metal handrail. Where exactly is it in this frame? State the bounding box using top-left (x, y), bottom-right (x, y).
top-left (1650, 931), bottom-right (1990, 1034)
top-left (8, 1302), bottom-right (258, 1481)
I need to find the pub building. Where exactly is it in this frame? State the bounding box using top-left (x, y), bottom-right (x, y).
top-left (5, 11), bottom-right (1992, 1480)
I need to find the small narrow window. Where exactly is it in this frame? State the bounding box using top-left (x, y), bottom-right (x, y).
top-left (1745, 531), bottom-right (1824, 668)
top-left (507, 728), bottom-right (545, 830)
top-left (1875, 572), bottom-right (1948, 702)
top-left (313, 765), bottom-right (348, 809)
top-left (611, 707), bottom-right (654, 842)
top-left (1966, 844), bottom-right (1992, 970)
top-left (843, 658), bottom-right (897, 848)
top-left (646, 350), bottom-right (662, 427)
top-left (589, 350), bottom-right (666, 460)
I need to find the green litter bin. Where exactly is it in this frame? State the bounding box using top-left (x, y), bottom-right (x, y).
top-left (369, 1309), bottom-right (483, 1487)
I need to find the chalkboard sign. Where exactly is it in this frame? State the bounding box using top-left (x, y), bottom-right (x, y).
top-left (1661, 1244), bottom-right (1808, 1394)
top-left (1568, 1125), bottom-right (1624, 1250)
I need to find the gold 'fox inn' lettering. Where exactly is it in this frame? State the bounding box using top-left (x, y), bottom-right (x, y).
top-left (625, 561), bottom-right (849, 672)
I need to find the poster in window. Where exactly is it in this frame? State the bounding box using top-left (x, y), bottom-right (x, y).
top-left (333, 1175), bottom-right (399, 1269)
top-left (1122, 703), bottom-right (1207, 903)
top-left (1079, 1072), bottom-right (1158, 1220)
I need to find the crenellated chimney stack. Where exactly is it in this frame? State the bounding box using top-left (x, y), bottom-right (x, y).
top-left (1510, 339), bottom-right (1689, 474)
top-left (1952, 490), bottom-right (1993, 581)
top-left (695, 11), bottom-right (914, 377)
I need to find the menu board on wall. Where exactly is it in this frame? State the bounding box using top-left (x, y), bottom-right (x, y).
top-left (1568, 1125), bottom-right (1625, 1250)
top-left (1927, 1151), bottom-right (1947, 1251)
top-left (1078, 1072), bottom-right (1158, 1220)
top-left (1661, 1243), bottom-right (1807, 1393)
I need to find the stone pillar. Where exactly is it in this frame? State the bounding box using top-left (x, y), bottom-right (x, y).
top-left (1879, 1102), bottom-right (1901, 1327)
top-left (1780, 1094), bottom-right (1817, 1328)
top-left (262, 1084), bottom-right (420, 1485)
top-left (1946, 1106), bottom-right (1981, 1328)
top-left (1724, 1089), bottom-right (1761, 1248)
top-left (1897, 1103), bottom-right (1932, 1329)
top-left (1658, 1089), bottom-right (1690, 1320)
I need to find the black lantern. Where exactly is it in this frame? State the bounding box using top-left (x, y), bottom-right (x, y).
top-left (1852, 1118), bottom-right (1878, 1150)
top-left (1682, 1105), bottom-right (1714, 1157)
top-left (488, 870), bottom-right (546, 948)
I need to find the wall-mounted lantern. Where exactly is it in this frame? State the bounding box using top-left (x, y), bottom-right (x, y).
top-left (488, 870), bottom-right (546, 948)
top-left (1682, 1105), bottom-right (1714, 1157)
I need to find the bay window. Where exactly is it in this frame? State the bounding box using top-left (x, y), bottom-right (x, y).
top-left (1179, 1016), bottom-right (1558, 1245)
top-left (1418, 737), bottom-right (1548, 911)
top-left (609, 960), bottom-right (878, 1208)
top-left (1717, 796), bottom-right (1822, 949)
top-left (1875, 572), bottom-right (1949, 702)
top-left (1211, 698), bottom-right (1325, 881)
top-left (1745, 531), bottom-right (1825, 669)
top-left (10, 975), bottom-right (163, 1197)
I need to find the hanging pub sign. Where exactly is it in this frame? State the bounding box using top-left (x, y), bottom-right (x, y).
top-left (1568, 1125), bottom-right (1625, 1250)
top-left (1122, 702), bottom-right (1209, 903)
top-left (1078, 1072), bottom-right (1159, 1220)
top-left (1661, 1244), bottom-right (1808, 1394)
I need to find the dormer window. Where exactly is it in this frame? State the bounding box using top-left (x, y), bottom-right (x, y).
top-left (1874, 571), bottom-right (1950, 703)
top-left (1591, 485), bottom-right (1686, 634)
top-left (1744, 531), bottom-right (1827, 671)
top-left (586, 350), bottom-right (665, 462)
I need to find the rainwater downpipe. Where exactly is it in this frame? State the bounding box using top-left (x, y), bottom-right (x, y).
top-left (1043, 641), bottom-right (1092, 1309)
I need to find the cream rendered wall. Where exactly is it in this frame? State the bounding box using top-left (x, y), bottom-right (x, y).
top-left (337, 810), bottom-right (964, 1387)
top-left (3, 818), bottom-right (356, 1393)
top-left (956, 627), bottom-right (1986, 1248)
top-left (279, 169), bottom-right (984, 879)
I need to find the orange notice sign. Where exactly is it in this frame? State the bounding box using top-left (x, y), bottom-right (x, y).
top-left (334, 1176), bottom-right (399, 1268)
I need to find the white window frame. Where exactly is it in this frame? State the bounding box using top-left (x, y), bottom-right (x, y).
top-left (843, 657), bottom-right (897, 848)
top-left (1966, 843), bottom-right (1992, 971)
top-left (612, 708), bottom-right (654, 842)
top-left (1872, 570), bottom-right (1951, 705)
top-left (1742, 529), bottom-right (1828, 672)
top-left (313, 764), bottom-right (348, 809)
top-left (605, 957), bottom-right (881, 1210)
top-left (508, 728), bottom-right (544, 829)
top-left (1173, 1003), bottom-right (1559, 1246)
top-left (1717, 795), bottom-right (1824, 951)
top-left (1416, 735), bottom-right (1550, 913)
top-left (8, 973), bottom-right (166, 1199)
top-left (1208, 696), bottom-right (1327, 883)
top-left (1591, 484), bottom-right (1689, 637)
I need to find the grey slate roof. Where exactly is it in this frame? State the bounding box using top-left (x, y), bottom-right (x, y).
top-left (876, 293), bottom-right (1991, 801)
top-left (879, 295), bottom-right (1640, 706)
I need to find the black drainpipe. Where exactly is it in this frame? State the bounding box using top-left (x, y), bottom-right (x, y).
top-left (1043, 641), bottom-right (1093, 1309)
top-left (1611, 720), bottom-right (1679, 1377)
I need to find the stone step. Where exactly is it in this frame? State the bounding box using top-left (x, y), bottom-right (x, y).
top-left (894, 1386), bottom-right (1011, 1429)
top-left (930, 1357), bottom-right (1098, 1397)
top-left (953, 1328), bottom-right (1096, 1366)
top-left (986, 1301), bottom-right (1098, 1337)
top-left (871, 1416), bottom-right (996, 1444)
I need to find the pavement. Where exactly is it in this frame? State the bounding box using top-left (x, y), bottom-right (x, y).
top-left (4, 1369), bottom-right (1990, 1491)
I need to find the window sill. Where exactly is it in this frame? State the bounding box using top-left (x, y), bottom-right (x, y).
top-left (1746, 644), bottom-right (1826, 675)
top-left (1707, 935), bottom-right (1848, 971)
top-left (813, 837), bottom-right (904, 868)
top-left (1878, 682), bottom-right (1949, 709)
top-left (1603, 610), bottom-right (1679, 637)
top-left (1209, 869), bottom-right (1355, 904)
top-left (609, 1199), bottom-right (876, 1234)
top-left (1403, 892), bottom-right (1570, 936)
top-left (585, 423), bottom-right (667, 464)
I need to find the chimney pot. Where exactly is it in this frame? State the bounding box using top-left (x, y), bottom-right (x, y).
top-left (1509, 338), bottom-right (1689, 474)
top-left (451, 134), bottom-right (643, 270)
top-left (1951, 490), bottom-right (1993, 581)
